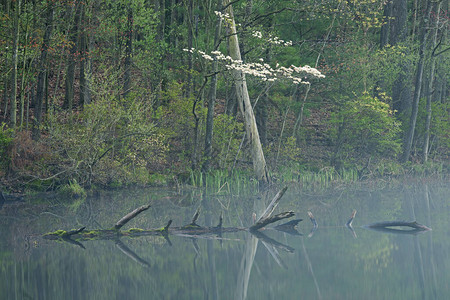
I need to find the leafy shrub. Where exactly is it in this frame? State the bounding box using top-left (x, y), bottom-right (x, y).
top-left (0, 123), bottom-right (14, 174)
top-left (329, 92), bottom-right (402, 166)
top-left (43, 92), bottom-right (167, 188)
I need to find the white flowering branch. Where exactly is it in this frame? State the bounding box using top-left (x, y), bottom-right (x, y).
top-left (183, 48), bottom-right (325, 85)
top-left (251, 30), bottom-right (293, 47)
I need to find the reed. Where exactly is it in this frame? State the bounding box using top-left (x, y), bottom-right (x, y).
top-left (189, 169), bottom-right (259, 195)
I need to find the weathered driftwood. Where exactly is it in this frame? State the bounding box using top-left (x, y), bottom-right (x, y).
top-left (346, 209), bottom-right (357, 227)
top-left (115, 204), bottom-right (151, 230)
top-left (256, 186), bottom-right (288, 224)
top-left (250, 211), bottom-right (295, 231)
top-left (307, 211), bottom-right (318, 228)
top-left (44, 186), bottom-right (296, 245)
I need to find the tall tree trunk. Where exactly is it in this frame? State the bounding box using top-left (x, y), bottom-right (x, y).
top-left (385, 0), bottom-right (410, 114)
top-left (19, 16), bottom-right (30, 128)
top-left (380, 0), bottom-right (392, 48)
top-left (186, 0), bottom-right (194, 98)
top-left (33, 3), bottom-right (54, 140)
top-left (401, 2), bottom-right (432, 163)
top-left (64, 0), bottom-right (82, 111)
top-left (79, 2), bottom-right (87, 106)
top-left (9, 0), bottom-right (21, 128)
top-left (422, 1), bottom-right (441, 162)
top-left (202, 0), bottom-right (223, 174)
top-left (225, 0), bottom-right (269, 184)
top-left (123, 2), bottom-right (133, 98)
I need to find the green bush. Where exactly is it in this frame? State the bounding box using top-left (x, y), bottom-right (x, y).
top-left (329, 92), bottom-right (402, 166)
top-left (0, 123), bottom-right (14, 174)
top-left (43, 91), bottom-right (167, 188)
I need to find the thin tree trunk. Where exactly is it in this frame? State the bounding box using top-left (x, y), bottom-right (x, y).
top-left (19, 19), bottom-right (30, 128)
top-left (9, 0), bottom-right (20, 128)
top-left (225, 0), bottom-right (269, 184)
top-left (293, 84), bottom-right (310, 136)
top-left (401, 2), bottom-right (432, 163)
top-left (33, 3), bottom-right (54, 140)
top-left (380, 0), bottom-right (392, 48)
top-left (186, 0), bottom-right (194, 98)
top-left (423, 1), bottom-right (441, 162)
top-left (386, 0), bottom-right (410, 114)
top-left (64, 0), bottom-right (82, 111)
top-left (79, 2), bottom-right (87, 106)
top-left (202, 0), bottom-right (223, 174)
top-left (123, 2), bottom-right (133, 98)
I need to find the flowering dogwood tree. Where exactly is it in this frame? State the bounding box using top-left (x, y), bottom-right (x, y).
top-left (185, 1), bottom-right (325, 184)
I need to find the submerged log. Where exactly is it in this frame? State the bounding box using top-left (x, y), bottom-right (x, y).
top-left (365, 220), bottom-right (431, 234)
top-left (44, 187), bottom-right (296, 244)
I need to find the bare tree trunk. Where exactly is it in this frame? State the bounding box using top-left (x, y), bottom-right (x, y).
top-left (64, 0), bottom-right (82, 111)
top-left (79, 2), bottom-right (87, 106)
top-left (186, 0), bottom-right (194, 98)
top-left (423, 1), bottom-right (441, 162)
top-left (123, 2), bottom-right (133, 98)
top-left (9, 0), bottom-right (21, 128)
top-left (380, 0), bottom-right (392, 48)
top-left (33, 3), bottom-right (54, 140)
top-left (202, 0), bottom-right (223, 174)
top-left (386, 0), bottom-right (411, 114)
top-left (19, 16), bottom-right (30, 128)
top-left (401, 2), bottom-right (432, 163)
top-left (225, 0), bottom-right (269, 184)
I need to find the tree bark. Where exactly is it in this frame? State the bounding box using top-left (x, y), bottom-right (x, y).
top-left (64, 0), bottom-right (82, 111)
top-left (423, 1), bottom-right (441, 162)
top-left (225, 0), bottom-right (269, 184)
top-left (384, 0), bottom-right (410, 114)
top-left (202, 0), bottom-right (223, 174)
top-left (401, 2), bottom-right (432, 163)
top-left (33, 3), bottom-right (54, 140)
top-left (9, 0), bottom-right (21, 128)
top-left (123, 2), bottom-right (133, 98)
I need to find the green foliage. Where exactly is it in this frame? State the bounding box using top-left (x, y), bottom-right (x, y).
top-left (329, 92), bottom-right (402, 165)
top-left (189, 169), bottom-right (259, 196)
top-left (0, 123), bottom-right (14, 173)
top-left (43, 90), bottom-right (167, 188)
top-left (415, 100), bottom-right (450, 158)
top-left (212, 114), bottom-right (244, 169)
top-left (59, 179), bottom-right (87, 199)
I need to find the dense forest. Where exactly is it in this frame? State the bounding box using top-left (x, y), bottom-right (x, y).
top-left (0, 0), bottom-right (449, 192)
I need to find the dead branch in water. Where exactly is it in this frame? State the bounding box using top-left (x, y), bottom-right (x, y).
top-left (115, 204), bottom-right (151, 230)
top-left (250, 211), bottom-right (295, 231)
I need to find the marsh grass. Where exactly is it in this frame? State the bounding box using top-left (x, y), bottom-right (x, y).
top-left (189, 170), bottom-right (259, 195)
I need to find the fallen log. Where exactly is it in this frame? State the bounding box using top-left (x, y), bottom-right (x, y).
top-left (44, 186), bottom-right (296, 244)
top-left (364, 220), bottom-right (431, 235)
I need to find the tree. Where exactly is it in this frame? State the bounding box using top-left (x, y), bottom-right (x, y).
top-left (401, 1), bottom-right (433, 163)
top-left (202, 0), bottom-right (223, 174)
top-left (33, 2), bottom-right (54, 140)
top-left (225, 0), bottom-right (269, 184)
top-left (423, 1), bottom-right (442, 162)
top-left (9, 0), bottom-right (21, 128)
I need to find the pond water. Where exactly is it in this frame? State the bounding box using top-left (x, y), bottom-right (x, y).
top-left (1, 180), bottom-right (449, 300)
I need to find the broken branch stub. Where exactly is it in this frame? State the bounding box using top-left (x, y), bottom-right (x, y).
top-left (256, 186), bottom-right (288, 223)
top-left (250, 211), bottom-right (295, 231)
top-left (115, 204), bottom-right (151, 230)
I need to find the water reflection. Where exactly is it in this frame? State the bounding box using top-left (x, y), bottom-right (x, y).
top-left (0, 182), bottom-right (449, 299)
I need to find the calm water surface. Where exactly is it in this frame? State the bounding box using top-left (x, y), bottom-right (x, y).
top-left (1, 180), bottom-right (449, 300)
